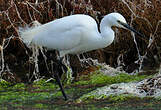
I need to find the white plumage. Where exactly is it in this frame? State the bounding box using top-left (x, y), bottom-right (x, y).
top-left (19, 13), bottom-right (141, 57)
top-left (19, 12), bottom-right (144, 101)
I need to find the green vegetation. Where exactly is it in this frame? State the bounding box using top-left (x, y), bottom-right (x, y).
top-left (0, 71), bottom-right (158, 109)
top-left (0, 79), bottom-right (11, 88)
top-left (75, 71), bottom-right (148, 86)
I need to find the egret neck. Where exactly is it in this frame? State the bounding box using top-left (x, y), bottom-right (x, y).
top-left (99, 17), bottom-right (115, 49)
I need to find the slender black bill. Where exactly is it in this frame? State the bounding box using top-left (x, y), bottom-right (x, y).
top-left (119, 21), bottom-right (144, 37)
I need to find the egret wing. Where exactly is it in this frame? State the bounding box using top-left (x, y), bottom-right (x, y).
top-left (31, 14), bottom-right (96, 50)
top-left (32, 22), bottom-right (83, 50)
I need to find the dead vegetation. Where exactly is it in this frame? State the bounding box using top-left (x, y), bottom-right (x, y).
top-left (0, 0), bottom-right (160, 82)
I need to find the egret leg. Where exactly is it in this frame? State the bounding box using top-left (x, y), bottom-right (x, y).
top-left (54, 57), bottom-right (68, 101)
top-left (54, 68), bottom-right (68, 101)
top-left (47, 53), bottom-right (68, 100)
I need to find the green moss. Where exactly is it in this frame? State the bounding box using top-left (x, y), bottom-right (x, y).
top-left (108, 94), bottom-right (140, 102)
top-left (12, 103), bottom-right (23, 108)
top-left (91, 72), bottom-right (148, 85)
top-left (0, 91), bottom-right (27, 104)
top-left (77, 93), bottom-right (141, 103)
top-left (34, 103), bottom-right (48, 109)
top-left (0, 79), bottom-right (62, 105)
top-left (0, 106), bottom-right (8, 110)
top-left (74, 80), bottom-right (89, 85)
top-left (52, 91), bottom-right (62, 97)
top-left (33, 79), bottom-right (57, 91)
top-left (0, 69), bottom-right (155, 109)
top-left (0, 79), bottom-right (11, 88)
top-left (76, 71), bottom-right (149, 103)
top-left (75, 71), bottom-right (148, 86)
top-left (13, 83), bottom-right (25, 90)
top-left (33, 79), bottom-right (49, 85)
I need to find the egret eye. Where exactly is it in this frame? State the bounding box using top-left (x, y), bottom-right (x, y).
top-left (117, 20), bottom-right (121, 23)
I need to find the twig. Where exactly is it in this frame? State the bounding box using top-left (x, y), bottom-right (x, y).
top-left (120, 0), bottom-right (136, 16)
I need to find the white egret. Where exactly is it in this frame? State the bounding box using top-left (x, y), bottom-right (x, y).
top-left (19, 12), bottom-right (144, 100)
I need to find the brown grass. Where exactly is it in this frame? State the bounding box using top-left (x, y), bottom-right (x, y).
top-left (0, 0), bottom-right (160, 82)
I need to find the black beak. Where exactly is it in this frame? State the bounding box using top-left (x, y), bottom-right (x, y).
top-left (119, 21), bottom-right (144, 37)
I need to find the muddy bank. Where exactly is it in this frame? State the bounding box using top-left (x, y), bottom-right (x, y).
top-left (0, 65), bottom-right (161, 109)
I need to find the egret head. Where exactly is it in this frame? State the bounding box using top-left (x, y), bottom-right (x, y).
top-left (106, 13), bottom-right (144, 37)
top-left (105, 13), bottom-right (127, 28)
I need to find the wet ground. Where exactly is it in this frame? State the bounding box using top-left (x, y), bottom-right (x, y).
top-left (0, 72), bottom-right (161, 110)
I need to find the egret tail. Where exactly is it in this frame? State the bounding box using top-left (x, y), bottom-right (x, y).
top-left (19, 21), bottom-right (41, 46)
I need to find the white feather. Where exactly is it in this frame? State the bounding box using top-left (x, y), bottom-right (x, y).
top-left (19, 13), bottom-right (135, 57)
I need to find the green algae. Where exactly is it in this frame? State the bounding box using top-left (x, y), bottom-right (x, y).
top-left (75, 71), bottom-right (148, 86)
top-left (90, 72), bottom-right (147, 84)
top-left (34, 103), bottom-right (48, 109)
top-left (107, 94), bottom-right (141, 102)
top-left (33, 79), bottom-right (57, 91)
top-left (0, 69), bottom-right (158, 109)
top-left (0, 79), bottom-right (11, 88)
